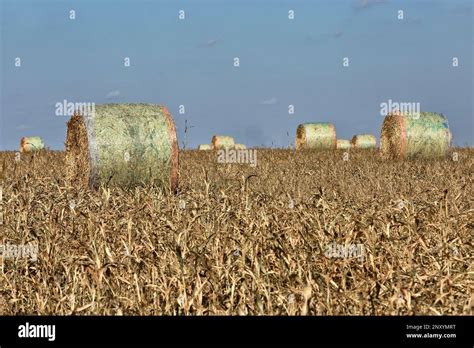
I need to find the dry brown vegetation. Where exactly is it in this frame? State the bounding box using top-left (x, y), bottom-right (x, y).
top-left (0, 149), bottom-right (472, 315)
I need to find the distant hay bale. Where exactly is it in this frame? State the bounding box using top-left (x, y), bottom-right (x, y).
top-left (295, 123), bottom-right (336, 150)
top-left (20, 136), bottom-right (45, 153)
top-left (234, 144), bottom-right (247, 150)
top-left (211, 135), bottom-right (235, 149)
top-left (198, 144), bottom-right (212, 151)
top-left (336, 139), bottom-right (351, 150)
top-left (351, 134), bottom-right (376, 149)
top-left (380, 112), bottom-right (452, 160)
top-left (66, 103), bottom-right (179, 192)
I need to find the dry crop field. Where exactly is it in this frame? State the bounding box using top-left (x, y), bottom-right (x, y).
top-left (0, 148), bottom-right (472, 315)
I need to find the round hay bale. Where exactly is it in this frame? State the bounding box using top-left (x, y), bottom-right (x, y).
top-left (65, 103), bottom-right (179, 192)
top-left (20, 136), bottom-right (45, 153)
top-left (336, 139), bottom-right (351, 150)
top-left (212, 135), bottom-right (235, 149)
top-left (380, 112), bottom-right (452, 160)
top-left (234, 144), bottom-right (247, 150)
top-left (198, 144), bottom-right (212, 151)
top-left (295, 123), bottom-right (336, 150)
top-left (351, 134), bottom-right (376, 149)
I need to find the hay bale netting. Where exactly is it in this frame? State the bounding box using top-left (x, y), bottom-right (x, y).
top-left (211, 135), bottom-right (235, 149)
top-left (295, 123), bottom-right (336, 150)
top-left (351, 134), bottom-right (377, 149)
top-left (234, 144), bottom-right (247, 150)
top-left (66, 104), bottom-right (179, 191)
top-left (198, 144), bottom-right (212, 151)
top-left (336, 139), bottom-right (351, 150)
top-left (380, 112), bottom-right (452, 160)
top-left (20, 136), bottom-right (45, 153)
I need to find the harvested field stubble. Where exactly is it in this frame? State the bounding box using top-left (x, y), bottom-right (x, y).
top-left (0, 148), bottom-right (472, 315)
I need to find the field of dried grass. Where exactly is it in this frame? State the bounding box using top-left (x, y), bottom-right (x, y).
top-left (0, 149), bottom-right (472, 315)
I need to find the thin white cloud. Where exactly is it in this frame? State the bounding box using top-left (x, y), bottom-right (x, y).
top-left (306, 30), bottom-right (344, 44)
top-left (354, 0), bottom-right (386, 11)
top-left (106, 90), bottom-right (121, 99)
top-left (452, 5), bottom-right (471, 15)
top-left (198, 39), bottom-right (218, 48)
top-left (259, 97), bottom-right (278, 105)
top-left (16, 124), bottom-right (30, 130)
top-left (407, 17), bottom-right (422, 25)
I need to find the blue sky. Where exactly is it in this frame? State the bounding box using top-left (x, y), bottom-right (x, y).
top-left (1, 0), bottom-right (472, 150)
